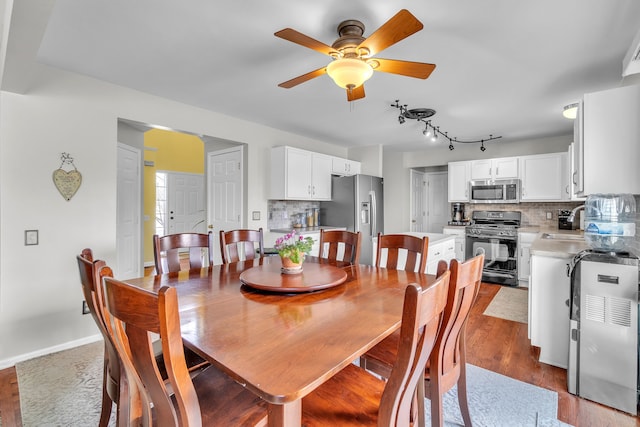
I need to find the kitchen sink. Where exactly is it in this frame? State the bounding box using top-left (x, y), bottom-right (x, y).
top-left (541, 233), bottom-right (584, 241)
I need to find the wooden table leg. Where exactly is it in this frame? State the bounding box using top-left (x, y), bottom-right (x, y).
top-left (268, 400), bottom-right (302, 427)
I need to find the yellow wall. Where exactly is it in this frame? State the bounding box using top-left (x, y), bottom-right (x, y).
top-left (143, 129), bottom-right (204, 264)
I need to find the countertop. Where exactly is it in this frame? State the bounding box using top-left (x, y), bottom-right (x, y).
top-left (373, 232), bottom-right (455, 245)
top-left (529, 229), bottom-right (589, 257)
top-left (270, 226), bottom-right (346, 234)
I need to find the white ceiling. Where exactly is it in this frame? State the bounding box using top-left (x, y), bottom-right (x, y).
top-left (4, 0), bottom-right (640, 152)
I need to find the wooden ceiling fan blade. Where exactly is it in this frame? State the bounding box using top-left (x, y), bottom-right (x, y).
top-left (357, 9), bottom-right (423, 57)
top-left (346, 85), bottom-right (365, 101)
top-left (278, 67), bottom-right (327, 89)
top-left (373, 58), bottom-right (436, 79)
top-left (274, 28), bottom-right (337, 57)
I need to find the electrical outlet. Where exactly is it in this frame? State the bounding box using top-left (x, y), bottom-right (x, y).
top-left (546, 212), bottom-right (553, 220)
top-left (82, 300), bottom-right (90, 315)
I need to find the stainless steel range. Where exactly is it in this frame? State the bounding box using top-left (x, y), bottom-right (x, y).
top-left (465, 210), bottom-right (521, 286)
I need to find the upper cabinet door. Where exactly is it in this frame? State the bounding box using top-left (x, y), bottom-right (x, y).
top-left (331, 157), bottom-right (361, 176)
top-left (520, 153), bottom-right (566, 201)
top-left (470, 157), bottom-right (518, 180)
top-left (312, 154), bottom-right (332, 200)
top-left (271, 146), bottom-right (333, 200)
top-left (448, 161), bottom-right (470, 202)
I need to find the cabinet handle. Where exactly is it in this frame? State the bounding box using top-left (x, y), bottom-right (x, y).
top-left (312, 186), bottom-right (315, 196)
top-left (308, 185), bottom-right (311, 195)
top-left (565, 185), bottom-right (570, 194)
top-left (496, 167), bottom-right (499, 176)
top-left (572, 171), bottom-right (577, 186)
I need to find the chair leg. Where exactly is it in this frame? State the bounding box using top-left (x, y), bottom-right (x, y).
top-left (416, 377), bottom-right (426, 427)
top-left (99, 380), bottom-right (113, 427)
top-left (457, 363), bottom-right (472, 427)
top-left (428, 378), bottom-right (444, 427)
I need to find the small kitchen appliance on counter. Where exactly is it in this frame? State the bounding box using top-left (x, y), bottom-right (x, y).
top-left (558, 209), bottom-right (578, 230)
top-left (448, 203), bottom-right (470, 226)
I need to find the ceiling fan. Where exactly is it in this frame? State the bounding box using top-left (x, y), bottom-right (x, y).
top-left (274, 9), bottom-right (436, 101)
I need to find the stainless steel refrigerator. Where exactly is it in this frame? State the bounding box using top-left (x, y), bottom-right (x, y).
top-left (319, 174), bottom-right (383, 265)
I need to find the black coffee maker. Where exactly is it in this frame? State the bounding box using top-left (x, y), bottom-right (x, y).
top-left (451, 203), bottom-right (465, 223)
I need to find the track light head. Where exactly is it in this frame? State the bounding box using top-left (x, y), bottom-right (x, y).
top-left (398, 115), bottom-right (405, 124)
top-left (449, 143), bottom-right (454, 150)
top-left (480, 144), bottom-right (486, 152)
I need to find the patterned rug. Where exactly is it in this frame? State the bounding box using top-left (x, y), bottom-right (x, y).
top-left (16, 341), bottom-right (570, 426)
top-left (483, 286), bottom-right (529, 324)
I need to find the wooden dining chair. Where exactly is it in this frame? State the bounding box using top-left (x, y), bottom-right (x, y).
top-left (153, 232), bottom-right (214, 274)
top-left (361, 254), bottom-right (485, 427)
top-left (376, 232), bottom-right (429, 273)
top-left (317, 229), bottom-right (361, 264)
top-left (219, 228), bottom-right (264, 264)
top-left (300, 271), bottom-right (450, 426)
top-left (101, 275), bottom-right (269, 427)
top-left (77, 249), bottom-right (127, 427)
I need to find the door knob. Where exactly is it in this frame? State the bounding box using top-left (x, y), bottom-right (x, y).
top-left (208, 225), bottom-right (214, 229)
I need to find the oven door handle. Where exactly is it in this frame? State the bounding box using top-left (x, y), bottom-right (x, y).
top-left (466, 234), bottom-right (517, 241)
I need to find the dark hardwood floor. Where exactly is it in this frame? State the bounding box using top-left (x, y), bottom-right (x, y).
top-left (0, 282), bottom-right (638, 426)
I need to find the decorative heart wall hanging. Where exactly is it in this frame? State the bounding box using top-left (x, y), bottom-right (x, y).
top-left (53, 152), bottom-right (82, 201)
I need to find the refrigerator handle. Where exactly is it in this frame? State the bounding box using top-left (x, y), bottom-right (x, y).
top-left (369, 190), bottom-right (377, 237)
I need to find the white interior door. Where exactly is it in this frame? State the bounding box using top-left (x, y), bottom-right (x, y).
top-left (116, 143), bottom-right (142, 279)
top-left (410, 170), bottom-right (425, 232)
top-left (165, 172), bottom-right (206, 235)
top-left (208, 146), bottom-right (243, 265)
top-left (425, 172), bottom-right (449, 233)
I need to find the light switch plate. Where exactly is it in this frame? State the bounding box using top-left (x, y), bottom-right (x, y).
top-left (252, 211), bottom-right (260, 221)
top-left (25, 230), bottom-right (38, 245)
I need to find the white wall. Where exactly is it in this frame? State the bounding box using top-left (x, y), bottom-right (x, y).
top-left (0, 68), bottom-right (349, 366)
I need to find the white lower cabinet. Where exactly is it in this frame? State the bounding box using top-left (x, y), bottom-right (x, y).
top-left (517, 231), bottom-right (538, 284)
top-left (529, 254), bottom-right (571, 368)
top-left (426, 238), bottom-right (456, 275)
top-left (443, 227), bottom-right (465, 261)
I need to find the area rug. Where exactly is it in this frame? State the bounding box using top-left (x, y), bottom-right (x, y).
top-left (483, 286), bottom-right (528, 324)
top-left (16, 341), bottom-right (115, 427)
top-left (16, 341), bottom-right (570, 427)
top-left (425, 364), bottom-right (572, 426)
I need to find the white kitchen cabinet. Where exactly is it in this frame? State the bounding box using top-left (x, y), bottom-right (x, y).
top-left (271, 146), bottom-right (332, 200)
top-left (519, 153), bottom-right (566, 201)
top-left (470, 157), bottom-right (519, 181)
top-left (443, 226), bottom-right (465, 261)
top-left (331, 157), bottom-right (361, 176)
top-left (426, 237), bottom-right (456, 275)
top-left (566, 143), bottom-right (585, 201)
top-left (447, 161), bottom-right (470, 202)
top-left (574, 84), bottom-right (640, 195)
top-left (517, 231), bottom-right (538, 284)
top-left (529, 253), bottom-right (571, 368)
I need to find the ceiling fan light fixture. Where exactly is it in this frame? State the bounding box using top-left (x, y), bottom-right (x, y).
top-left (326, 58), bottom-right (373, 89)
top-left (563, 102), bottom-right (579, 119)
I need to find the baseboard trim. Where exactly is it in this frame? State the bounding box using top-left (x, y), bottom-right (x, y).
top-left (0, 334), bottom-right (103, 369)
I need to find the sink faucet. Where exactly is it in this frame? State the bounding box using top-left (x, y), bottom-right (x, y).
top-left (567, 205), bottom-right (584, 223)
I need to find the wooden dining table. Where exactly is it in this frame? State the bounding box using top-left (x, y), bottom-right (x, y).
top-left (124, 256), bottom-right (435, 427)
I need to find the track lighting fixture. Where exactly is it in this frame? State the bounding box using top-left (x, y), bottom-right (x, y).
top-left (391, 100), bottom-right (502, 151)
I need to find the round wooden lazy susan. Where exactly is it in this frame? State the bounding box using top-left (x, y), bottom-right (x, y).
top-left (239, 261), bottom-right (347, 293)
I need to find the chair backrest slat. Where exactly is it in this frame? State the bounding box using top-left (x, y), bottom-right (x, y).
top-left (375, 233), bottom-right (429, 273)
top-left (318, 230), bottom-right (361, 264)
top-left (153, 232), bottom-right (214, 274)
top-left (103, 276), bottom-right (201, 427)
top-left (219, 228), bottom-right (264, 264)
top-left (378, 271), bottom-right (450, 425)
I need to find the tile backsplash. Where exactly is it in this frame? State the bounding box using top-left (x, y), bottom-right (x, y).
top-left (460, 201), bottom-right (585, 228)
top-left (268, 200), bottom-right (320, 229)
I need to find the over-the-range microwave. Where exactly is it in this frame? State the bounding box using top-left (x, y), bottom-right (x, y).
top-left (469, 179), bottom-right (520, 203)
